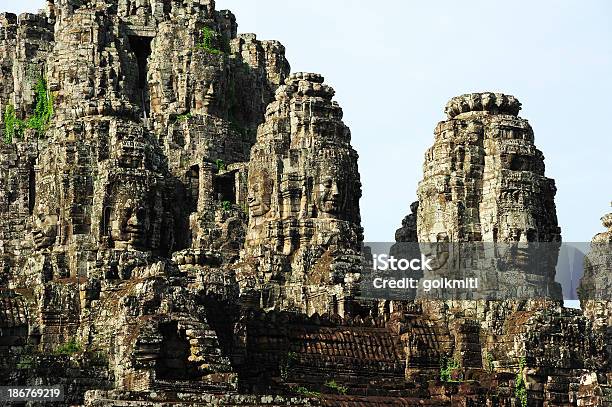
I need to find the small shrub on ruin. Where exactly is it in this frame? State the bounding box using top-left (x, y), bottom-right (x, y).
top-left (3, 77), bottom-right (53, 143)
top-left (54, 338), bottom-right (82, 356)
top-left (485, 351), bottom-right (495, 373)
top-left (440, 356), bottom-right (462, 383)
top-left (175, 112), bottom-right (192, 122)
top-left (221, 201), bottom-right (232, 212)
top-left (3, 104), bottom-right (23, 143)
top-left (27, 77), bottom-right (54, 136)
top-left (515, 356), bottom-right (528, 407)
top-left (294, 386), bottom-right (321, 398)
top-left (324, 379), bottom-right (348, 395)
top-left (196, 27), bottom-right (223, 54)
top-left (215, 159), bottom-right (226, 171)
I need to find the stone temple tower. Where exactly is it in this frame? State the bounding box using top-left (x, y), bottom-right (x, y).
top-left (241, 72), bottom-right (363, 316)
top-left (413, 93), bottom-right (563, 301)
top-left (580, 203), bottom-right (612, 330)
top-left (417, 93), bottom-right (561, 244)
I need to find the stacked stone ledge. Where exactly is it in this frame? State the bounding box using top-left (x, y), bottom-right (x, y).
top-left (0, 0), bottom-right (610, 405)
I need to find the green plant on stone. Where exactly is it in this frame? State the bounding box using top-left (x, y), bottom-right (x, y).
top-left (16, 354), bottom-right (36, 369)
top-left (324, 379), bottom-right (348, 395)
top-left (485, 351), bottom-right (495, 373)
top-left (215, 159), bottom-right (226, 172)
top-left (175, 112), bottom-right (192, 122)
top-left (221, 201), bottom-right (232, 212)
top-left (3, 77), bottom-right (53, 144)
top-left (54, 338), bottom-right (82, 356)
top-left (294, 386), bottom-right (321, 398)
top-left (440, 356), bottom-right (462, 383)
top-left (4, 104), bottom-right (24, 143)
top-left (515, 356), bottom-right (527, 407)
top-left (196, 26), bottom-right (223, 54)
top-left (27, 77), bottom-right (54, 136)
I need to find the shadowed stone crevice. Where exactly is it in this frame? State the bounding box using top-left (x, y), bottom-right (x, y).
top-left (155, 321), bottom-right (199, 381)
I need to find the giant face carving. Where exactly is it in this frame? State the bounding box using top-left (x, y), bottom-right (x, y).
top-left (104, 179), bottom-right (163, 251)
top-left (248, 169), bottom-right (272, 217)
top-left (311, 149), bottom-right (361, 222)
top-left (32, 205), bottom-right (58, 250)
top-left (193, 66), bottom-right (224, 117)
top-left (316, 176), bottom-right (340, 217)
top-left (110, 198), bottom-right (151, 250)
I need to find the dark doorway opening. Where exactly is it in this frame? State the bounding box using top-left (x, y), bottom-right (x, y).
top-left (156, 322), bottom-right (200, 381)
top-left (129, 36), bottom-right (152, 89)
top-left (185, 166), bottom-right (200, 212)
top-left (213, 173), bottom-right (236, 203)
top-left (28, 166), bottom-right (35, 215)
top-left (128, 35), bottom-right (153, 118)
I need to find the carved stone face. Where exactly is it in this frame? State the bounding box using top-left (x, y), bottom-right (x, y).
top-left (203, 83), bottom-right (216, 110)
top-left (109, 198), bottom-right (151, 250)
top-left (248, 169), bottom-right (272, 217)
top-left (194, 67), bottom-right (224, 116)
top-left (104, 179), bottom-right (164, 252)
top-left (32, 209), bottom-right (58, 250)
top-left (316, 176), bottom-right (340, 216)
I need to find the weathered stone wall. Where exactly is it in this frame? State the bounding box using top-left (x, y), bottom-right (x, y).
top-left (235, 310), bottom-right (407, 395)
top-left (391, 95), bottom-right (611, 406)
top-left (0, 1), bottom-right (610, 406)
top-left (413, 93), bottom-right (563, 302)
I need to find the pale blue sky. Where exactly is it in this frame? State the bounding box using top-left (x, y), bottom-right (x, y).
top-left (4, 0), bottom-right (611, 242)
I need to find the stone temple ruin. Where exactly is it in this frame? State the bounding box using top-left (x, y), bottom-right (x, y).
top-left (0, 0), bottom-right (610, 405)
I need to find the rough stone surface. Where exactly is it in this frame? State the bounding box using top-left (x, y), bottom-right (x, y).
top-left (415, 92), bottom-right (563, 301)
top-left (580, 204), bottom-right (612, 330)
top-left (0, 2), bottom-right (610, 407)
top-left (418, 92), bottom-right (561, 244)
top-left (392, 95), bottom-right (611, 405)
top-left (240, 72), bottom-right (363, 317)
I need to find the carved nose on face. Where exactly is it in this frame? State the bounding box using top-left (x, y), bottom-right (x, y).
top-left (128, 208), bottom-right (145, 227)
top-left (330, 183), bottom-right (339, 198)
top-left (128, 212), bottom-right (138, 226)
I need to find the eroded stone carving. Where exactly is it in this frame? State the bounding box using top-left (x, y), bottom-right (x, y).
top-left (242, 72), bottom-right (362, 316)
top-left (1, 1), bottom-right (610, 406)
top-left (32, 206), bottom-right (59, 250)
top-left (580, 203), bottom-right (612, 330)
top-left (247, 168), bottom-right (273, 218)
top-left (444, 92), bottom-right (522, 119)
